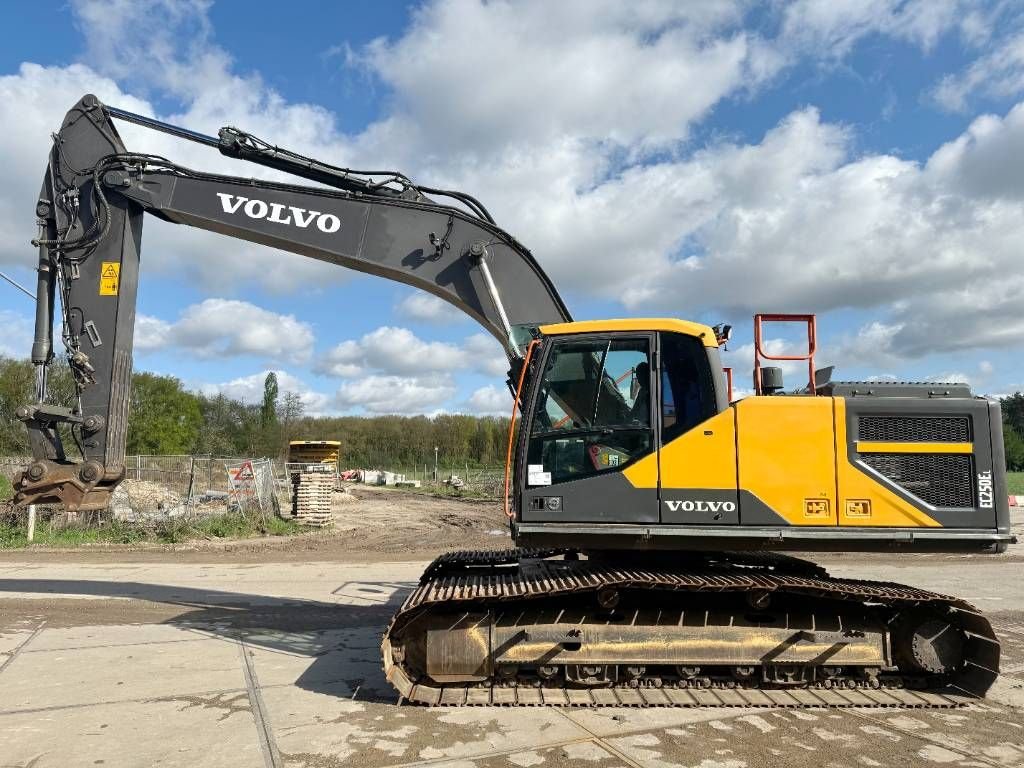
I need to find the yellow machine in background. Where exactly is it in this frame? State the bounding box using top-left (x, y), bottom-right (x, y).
top-left (287, 440), bottom-right (341, 469)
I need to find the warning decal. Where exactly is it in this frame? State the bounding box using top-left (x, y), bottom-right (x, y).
top-left (99, 262), bottom-right (120, 296)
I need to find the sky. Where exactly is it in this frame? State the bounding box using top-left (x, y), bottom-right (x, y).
top-left (1, 0), bottom-right (1024, 416)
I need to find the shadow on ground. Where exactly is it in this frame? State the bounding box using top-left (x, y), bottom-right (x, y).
top-left (0, 577), bottom-right (415, 704)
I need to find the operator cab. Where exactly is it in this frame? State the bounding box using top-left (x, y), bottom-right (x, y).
top-left (516, 320), bottom-right (727, 525)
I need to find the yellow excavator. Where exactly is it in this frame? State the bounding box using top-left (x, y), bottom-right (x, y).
top-left (13, 95), bottom-right (1011, 708)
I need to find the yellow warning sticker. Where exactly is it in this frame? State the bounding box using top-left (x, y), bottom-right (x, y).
top-left (99, 262), bottom-right (120, 296)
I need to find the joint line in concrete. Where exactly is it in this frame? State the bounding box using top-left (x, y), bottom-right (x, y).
top-left (0, 620), bottom-right (46, 676)
top-left (554, 709), bottom-right (647, 768)
top-left (238, 635), bottom-right (282, 768)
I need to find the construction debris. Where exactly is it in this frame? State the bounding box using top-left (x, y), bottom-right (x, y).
top-left (109, 480), bottom-right (186, 521)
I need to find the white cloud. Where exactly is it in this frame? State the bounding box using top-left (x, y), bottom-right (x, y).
top-left (333, 373), bottom-right (456, 414)
top-left (395, 293), bottom-right (463, 324)
top-left (778, 0), bottom-right (977, 57)
top-left (314, 326), bottom-right (507, 414)
top-left (135, 299), bottom-right (314, 363)
top-left (354, 0), bottom-right (769, 156)
top-left (197, 369), bottom-right (331, 415)
top-left (465, 385), bottom-right (510, 416)
top-left (462, 334), bottom-right (509, 377)
top-left (73, 0), bottom-right (228, 100)
top-left (932, 29), bottom-right (1024, 111)
top-left (316, 326), bottom-right (505, 378)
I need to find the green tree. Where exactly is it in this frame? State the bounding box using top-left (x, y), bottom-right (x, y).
top-left (1004, 423), bottom-right (1024, 472)
top-left (195, 392), bottom-right (257, 457)
top-left (261, 372), bottom-right (279, 428)
top-left (126, 373), bottom-right (202, 454)
top-left (1001, 393), bottom-right (1024, 437)
top-left (279, 391), bottom-right (305, 454)
top-left (0, 356), bottom-right (84, 456)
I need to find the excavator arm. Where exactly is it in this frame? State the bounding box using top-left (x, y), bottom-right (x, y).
top-left (14, 94), bottom-right (571, 510)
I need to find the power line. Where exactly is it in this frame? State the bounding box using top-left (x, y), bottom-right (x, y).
top-left (0, 269), bottom-right (36, 301)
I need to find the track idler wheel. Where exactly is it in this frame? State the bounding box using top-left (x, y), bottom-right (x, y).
top-left (894, 614), bottom-right (966, 676)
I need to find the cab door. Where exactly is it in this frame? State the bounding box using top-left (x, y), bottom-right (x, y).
top-left (655, 331), bottom-right (740, 525)
top-left (519, 333), bottom-right (659, 523)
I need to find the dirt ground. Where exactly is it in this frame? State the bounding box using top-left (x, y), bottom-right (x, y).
top-left (0, 484), bottom-right (512, 563)
top-left (325, 484), bottom-right (511, 556)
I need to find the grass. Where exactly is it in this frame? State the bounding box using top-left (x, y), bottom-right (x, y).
top-left (0, 475), bottom-right (12, 501)
top-left (1007, 472), bottom-right (1024, 495)
top-left (0, 510), bottom-right (302, 549)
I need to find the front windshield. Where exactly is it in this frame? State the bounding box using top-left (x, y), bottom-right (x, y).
top-left (531, 338), bottom-right (650, 435)
top-left (527, 337), bottom-right (653, 485)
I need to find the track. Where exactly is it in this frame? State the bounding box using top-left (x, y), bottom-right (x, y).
top-left (382, 549), bottom-right (1000, 707)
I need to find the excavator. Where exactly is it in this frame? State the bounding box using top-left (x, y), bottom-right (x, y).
top-left (12, 95), bottom-right (1013, 708)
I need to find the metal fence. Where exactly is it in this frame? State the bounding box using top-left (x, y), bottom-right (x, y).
top-left (1, 456), bottom-right (506, 512)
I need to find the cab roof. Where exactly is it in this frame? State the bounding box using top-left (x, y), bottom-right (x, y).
top-left (538, 318), bottom-right (719, 347)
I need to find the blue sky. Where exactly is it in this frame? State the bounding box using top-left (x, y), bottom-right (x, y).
top-left (1, 0), bottom-right (1024, 414)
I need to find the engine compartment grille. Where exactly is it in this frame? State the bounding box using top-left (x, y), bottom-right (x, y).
top-left (860, 453), bottom-right (974, 508)
top-left (858, 416), bottom-right (971, 443)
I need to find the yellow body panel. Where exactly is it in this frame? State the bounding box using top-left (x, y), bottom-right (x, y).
top-left (539, 318), bottom-right (718, 347)
top-left (855, 441), bottom-right (973, 454)
top-left (735, 397), bottom-right (838, 525)
top-left (835, 401), bottom-right (941, 528)
top-left (622, 395), bottom-right (949, 530)
top-left (658, 409), bottom-right (738, 490)
top-left (623, 410), bottom-right (738, 491)
top-left (622, 448), bottom-right (659, 489)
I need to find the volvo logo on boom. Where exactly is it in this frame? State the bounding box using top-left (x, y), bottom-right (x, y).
top-left (216, 193), bottom-right (341, 234)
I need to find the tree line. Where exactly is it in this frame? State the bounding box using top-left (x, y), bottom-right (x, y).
top-left (0, 357), bottom-right (511, 467)
top-left (3, 355), bottom-right (1024, 471)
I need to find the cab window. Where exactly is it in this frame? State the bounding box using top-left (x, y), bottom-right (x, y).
top-left (660, 332), bottom-right (716, 443)
top-left (527, 337), bottom-right (652, 485)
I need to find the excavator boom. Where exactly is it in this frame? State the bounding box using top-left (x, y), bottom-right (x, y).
top-left (15, 94), bottom-right (570, 510)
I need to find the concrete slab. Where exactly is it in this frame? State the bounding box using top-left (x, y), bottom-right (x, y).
top-left (0, 697), bottom-right (264, 768)
top-left (26, 622), bottom-right (215, 652)
top-left (557, 705), bottom-right (761, 738)
top-left (600, 708), bottom-right (1002, 768)
top-left (0, 628), bottom-right (246, 712)
top-left (425, 740), bottom-right (629, 768)
top-left (851, 706), bottom-right (1024, 766)
top-left (262, 684), bottom-right (592, 767)
top-left (239, 627), bottom-right (391, 694)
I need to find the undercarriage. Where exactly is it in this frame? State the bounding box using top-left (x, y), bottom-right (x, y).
top-left (382, 549), bottom-right (1000, 707)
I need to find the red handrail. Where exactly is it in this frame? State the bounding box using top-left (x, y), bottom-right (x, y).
top-left (753, 314), bottom-right (817, 395)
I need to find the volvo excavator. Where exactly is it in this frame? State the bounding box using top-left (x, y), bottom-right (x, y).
top-left (12, 95), bottom-right (1013, 708)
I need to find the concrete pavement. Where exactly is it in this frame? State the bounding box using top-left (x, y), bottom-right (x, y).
top-left (1, 557), bottom-right (1023, 768)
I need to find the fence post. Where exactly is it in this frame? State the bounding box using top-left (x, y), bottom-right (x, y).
top-left (26, 504), bottom-right (36, 543)
top-left (185, 455), bottom-right (196, 512)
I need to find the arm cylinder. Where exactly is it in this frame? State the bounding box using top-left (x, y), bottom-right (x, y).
top-left (31, 242), bottom-right (54, 367)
